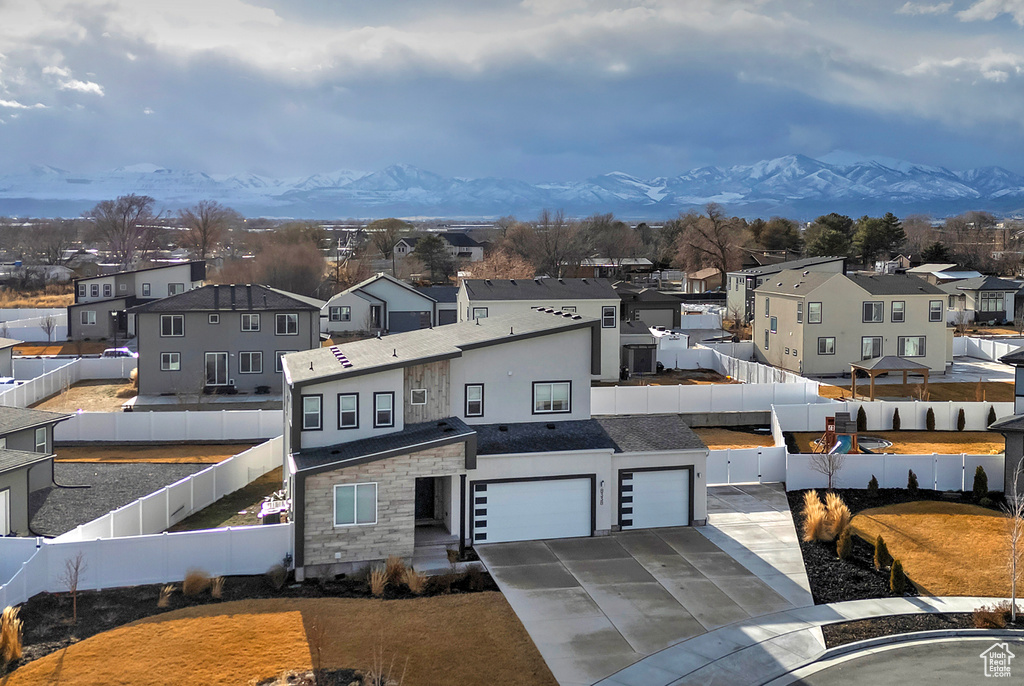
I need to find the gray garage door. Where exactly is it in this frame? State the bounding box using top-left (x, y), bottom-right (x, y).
top-left (389, 311), bottom-right (432, 332)
top-left (438, 310), bottom-right (457, 326)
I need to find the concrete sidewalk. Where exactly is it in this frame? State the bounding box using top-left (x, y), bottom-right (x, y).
top-left (596, 596), bottom-right (1006, 686)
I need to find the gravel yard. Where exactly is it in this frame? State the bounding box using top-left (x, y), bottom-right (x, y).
top-left (29, 462), bottom-right (208, 536)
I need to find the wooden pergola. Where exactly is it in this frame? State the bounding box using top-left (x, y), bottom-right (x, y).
top-left (850, 356), bottom-right (930, 401)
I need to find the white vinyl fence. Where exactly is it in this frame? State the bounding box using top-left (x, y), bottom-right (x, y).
top-left (787, 453), bottom-right (1004, 491)
top-left (56, 410), bottom-right (284, 442)
top-left (954, 336), bottom-right (1024, 362)
top-left (657, 344), bottom-right (819, 386)
top-left (707, 446), bottom-right (788, 485)
top-left (592, 382), bottom-right (828, 415)
top-left (0, 313), bottom-right (68, 342)
top-left (0, 308), bottom-right (64, 322)
top-left (678, 312), bottom-right (723, 329)
top-left (0, 360), bottom-right (77, 407)
top-left (0, 357), bottom-right (138, 407)
top-left (56, 436), bottom-right (283, 542)
top-left (0, 524), bottom-right (291, 609)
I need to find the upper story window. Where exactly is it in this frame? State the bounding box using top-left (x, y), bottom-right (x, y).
top-left (808, 302), bottom-right (822, 324)
top-left (862, 301), bottom-right (883, 323)
top-left (90, 284), bottom-right (99, 297)
top-left (533, 381), bottom-right (571, 414)
top-left (77, 283), bottom-right (86, 297)
top-left (168, 283), bottom-right (185, 296)
top-left (892, 301), bottom-right (905, 323)
top-left (410, 389), bottom-right (427, 405)
top-left (472, 307), bottom-right (488, 320)
top-left (602, 306), bottom-right (617, 328)
top-left (329, 306), bottom-right (351, 322)
top-left (276, 313), bottom-right (298, 335)
top-left (374, 392), bottom-right (395, 428)
top-left (465, 384), bottom-right (484, 417)
top-left (208, 314), bottom-right (220, 325)
top-left (34, 427), bottom-right (47, 453)
top-left (142, 283), bottom-right (151, 297)
top-left (119, 283), bottom-right (127, 292)
top-left (929, 299), bottom-right (944, 321)
top-left (302, 395), bottom-right (322, 430)
top-left (338, 393), bottom-right (358, 429)
top-left (796, 302), bottom-right (803, 323)
top-left (103, 284), bottom-right (111, 297)
top-left (770, 316), bottom-right (777, 334)
top-left (241, 313), bottom-right (260, 331)
top-left (764, 297), bottom-right (770, 318)
top-left (160, 314), bottom-right (184, 337)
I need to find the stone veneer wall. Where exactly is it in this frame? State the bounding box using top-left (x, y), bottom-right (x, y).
top-left (302, 441), bottom-right (465, 568)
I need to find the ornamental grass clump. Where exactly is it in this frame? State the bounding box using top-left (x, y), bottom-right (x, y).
top-left (824, 492), bottom-right (851, 540)
top-left (801, 490), bottom-right (827, 543)
top-left (157, 584), bottom-right (175, 608)
top-left (369, 565), bottom-right (387, 597)
top-left (182, 568), bottom-right (211, 597)
top-left (385, 555), bottom-right (406, 585)
top-left (403, 567), bottom-right (427, 595)
top-left (836, 526), bottom-right (852, 560)
top-left (0, 606), bottom-right (22, 668)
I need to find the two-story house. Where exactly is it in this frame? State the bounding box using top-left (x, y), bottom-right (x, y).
top-left (68, 261), bottom-right (206, 341)
top-left (130, 284), bottom-right (322, 403)
top-left (726, 256), bottom-right (846, 324)
top-left (457, 277), bottom-right (621, 382)
top-left (322, 273), bottom-right (440, 335)
top-left (613, 282), bottom-right (682, 330)
top-left (0, 406), bottom-right (72, 536)
top-left (281, 309), bottom-right (708, 578)
top-left (394, 232), bottom-right (485, 262)
top-left (754, 270), bottom-right (950, 376)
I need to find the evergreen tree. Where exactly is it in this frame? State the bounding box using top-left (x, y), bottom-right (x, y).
top-left (921, 241), bottom-right (951, 262)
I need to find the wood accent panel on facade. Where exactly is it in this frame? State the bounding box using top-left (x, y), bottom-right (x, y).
top-left (404, 360), bottom-right (450, 423)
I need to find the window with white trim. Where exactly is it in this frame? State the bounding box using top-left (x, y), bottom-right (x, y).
top-left (239, 351), bottom-right (262, 374)
top-left (472, 307), bottom-right (488, 319)
top-left (81, 310), bottom-right (96, 325)
top-left (533, 381), bottom-right (571, 413)
top-left (818, 337), bottom-right (836, 355)
top-left (808, 302), bottom-right (822, 324)
top-left (980, 292), bottom-right (1004, 313)
top-left (276, 313), bottom-right (298, 335)
top-left (302, 396), bottom-right (322, 430)
top-left (374, 392), bottom-right (395, 427)
top-left (929, 299), bottom-right (944, 321)
top-left (77, 283), bottom-right (86, 297)
top-left (861, 336), bottom-right (881, 360)
top-left (160, 314), bottom-right (184, 337)
top-left (465, 384), bottom-right (484, 417)
top-left (34, 427), bottom-right (46, 453)
top-left (602, 306), bottom-right (617, 328)
top-left (410, 388), bottom-right (427, 405)
top-left (334, 482), bottom-right (377, 526)
top-left (898, 336), bottom-right (926, 357)
top-left (338, 394), bottom-right (358, 429)
top-left (241, 313), bottom-right (260, 331)
top-left (209, 313), bottom-right (220, 325)
top-left (892, 301), bottom-right (905, 323)
top-left (329, 306), bottom-right (351, 322)
top-left (103, 283), bottom-right (111, 297)
top-left (90, 284), bottom-right (99, 297)
top-left (796, 302), bottom-right (803, 323)
top-left (160, 352), bottom-right (180, 371)
top-left (142, 283), bottom-right (151, 297)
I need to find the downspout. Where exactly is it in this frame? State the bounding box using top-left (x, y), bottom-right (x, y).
top-left (459, 473), bottom-right (467, 558)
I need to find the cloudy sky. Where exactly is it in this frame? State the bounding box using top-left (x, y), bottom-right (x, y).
top-left (2, 0), bottom-right (1024, 181)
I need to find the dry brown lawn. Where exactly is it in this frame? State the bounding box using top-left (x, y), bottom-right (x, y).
top-left (31, 379), bottom-right (135, 412)
top-left (694, 427), bottom-right (776, 449)
top-left (169, 466), bottom-right (282, 530)
top-left (55, 443), bottom-right (256, 463)
top-left (593, 369), bottom-right (741, 388)
top-left (851, 501), bottom-right (1011, 596)
top-left (790, 431), bottom-right (1004, 455)
top-left (3, 595), bottom-right (555, 686)
top-left (819, 381), bottom-right (1013, 402)
top-left (14, 341), bottom-right (109, 356)
top-left (0, 285), bottom-right (74, 309)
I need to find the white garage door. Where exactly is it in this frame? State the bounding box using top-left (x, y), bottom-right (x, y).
top-left (621, 468), bottom-right (690, 529)
top-left (473, 478), bottom-right (591, 544)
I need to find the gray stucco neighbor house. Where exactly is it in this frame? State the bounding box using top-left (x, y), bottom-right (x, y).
top-left (0, 405), bottom-right (71, 536)
top-left (130, 284), bottom-right (323, 398)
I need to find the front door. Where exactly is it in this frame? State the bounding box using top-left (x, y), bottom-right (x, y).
top-left (415, 477), bottom-right (435, 521)
top-left (205, 352), bottom-right (228, 386)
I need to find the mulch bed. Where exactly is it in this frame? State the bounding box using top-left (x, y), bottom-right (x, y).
top-left (823, 612), bottom-right (1024, 648)
top-left (9, 567), bottom-right (497, 671)
top-left (786, 488), bottom-right (1004, 605)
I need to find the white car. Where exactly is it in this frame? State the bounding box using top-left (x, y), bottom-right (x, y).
top-left (101, 347), bottom-right (139, 359)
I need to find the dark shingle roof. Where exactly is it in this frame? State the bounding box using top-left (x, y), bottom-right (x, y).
top-left (475, 415), bottom-right (705, 455)
top-left (294, 417), bottom-right (475, 472)
top-left (129, 284), bottom-right (323, 313)
top-left (463, 277), bottom-right (616, 301)
top-left (846, 273), bottom-right (946, 296)
top-left (1000, 348), bottom-right (1024, 365)
top-left (75, 260), bottom-right (206, 283)
top-left (0, 406), bottom-right (70, 435)
top-left (733, 255), bottom-right (845, 277)
top-left (0, 448), bottom-right (51, 474)
top-left (990, 414), bottom-right (1024, 433)
top-left (939, 276), bottom-right (1021, 293)
top-left (621, 320), bottom-right (652, 334)
top-left (416, 285), bottom-right (459, 303)
top-left (442, 232), bottom-right (482, 248)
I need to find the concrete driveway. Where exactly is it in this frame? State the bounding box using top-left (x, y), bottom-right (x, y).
top-left (477, 484), bottom-right (811, 686)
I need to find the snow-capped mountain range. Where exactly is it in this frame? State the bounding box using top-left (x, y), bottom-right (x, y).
top-left (3, 153), bottom-right (1024, 220)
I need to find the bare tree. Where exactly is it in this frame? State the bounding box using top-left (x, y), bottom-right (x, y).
top-left (40, 314), bottom-right (57, 343)
top-left (1004, 460), bottom-right (1024, 622)
top-left (84, 194), bottom-right (156, 268)
top-left (534, 209), bottom-right (588, 277)
top-left (470, 249), bottom-right (535, 279)
top-left (367, 218), bottom-right (410, 275)
top-left (59, 552), bottom-right (86, 625)
top-left (809, 451), bottom-right (846, 490)
top-left (674, 203), bottom-right (744, 277)
top-left (36, 220), bottom-right (80, 265)
top-left (177, 200), bottom-right (240, 259)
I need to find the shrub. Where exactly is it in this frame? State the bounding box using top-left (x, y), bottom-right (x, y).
top-left (989, 405), bottom-right (998, 427)
top-left (0, 606), bottom-right (23, 668)
top-left (403, 567), bottom-right (427, 595)
top-left (857, 405), bottom-right (867, 432)
top-left (428, 569), bottom-right (459, 595)
top-left (908, 469), bottom-right (919, 494)
top-left (211, 577), bottom-right (225, 599)
top-left (973, 601), bottom-right (1015, 629)
top-left (183, 569), bottom-right (211, 597)
top-left (973, 465), bottom-right (989, 501)
top-left (980, 496), bottom-right (995, 508)
top-left (890, 559), bottom-right (907, 594)
top-left (466, 565), bottom-right (489, 591)
top-left (446, 548), bottom-right (459, 564)
top-left (836, 526), bottom-right (852, 560)
top-left (867, 475), bottom-right (879, 494)
top-left (892, 408), bottom-right (901, 431)
top-left (926, 407), bottom-right (935, 431)
top-left (157, 584), bottom-right (175, 608)
top-left (369, 565), bottom-right (387, 597)
top-left (265, 564), bottom-right (288, 591)
top-left (874, 535), bottom-right (893, 570)
top-left (801, 490), bottom-right (827, 543)
top-left (824, 492), bottom-right (851, 540)
top-left (385, 555), bottom-right (406, 585)
top-left (957, 407), bottom-right (966, 432)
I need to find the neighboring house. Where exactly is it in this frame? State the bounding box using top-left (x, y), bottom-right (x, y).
top-left (726, 256), bottom-right (846, 324)
top-left (415, 285), bottom-right (458, 325)
top-left (322, 273), bottom-right (439, 335)
top-left (620, 320), bottom-right (658, 375)
top-left (567, 257), bottom-right (654, 279)
top-left (940, 276), bottom-right (1020, 324)
top-left (738, 248), bottom-right (803, 269)
top-left (394, 233), bottom-right (485, 262)
top-left (0, 406), bottom-right (71, 536)
top-left (68, 261), bottom-right (206, 341)
top-left (280, 309), bottom-right (708, 578)
top-left (684, 267), bottom-right (723, 293)
top-left (0, 338), bottom-right (21, 378)
top-left (129, 284), bottom-right (322, 398)
top-left (457, 277), bottom-right (621, 382)
top-left (991, 349), bottom-right (1024, 497)
top-left (613, 282), bottom-right (682, 329)
top-left (906, 263), bottom-right (983, 285)
top-left (754, 270), bottom-right (950, 376)
top-left (874, 254), bottom-right (913, 274)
